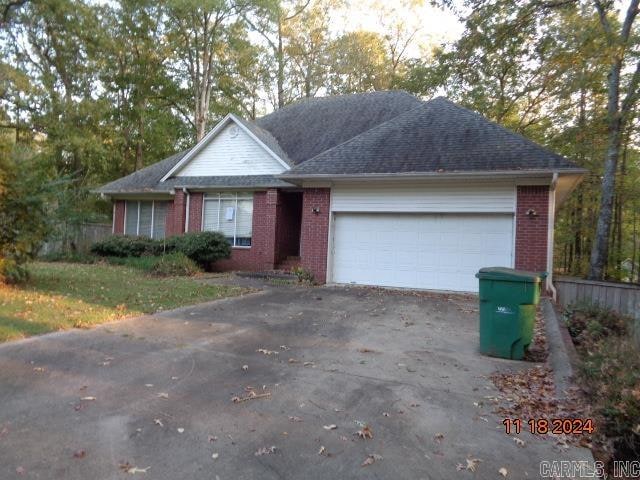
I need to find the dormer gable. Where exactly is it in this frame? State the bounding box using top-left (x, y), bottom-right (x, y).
top-left (161, 114), bottom-right (290, 181)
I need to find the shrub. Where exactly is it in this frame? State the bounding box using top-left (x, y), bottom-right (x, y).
top-left (565, 303), bottom-right (628, 346)
top-left (291, 265), bottom-right (315, 284)
top-left (148, 252), bottom-right (201, 277)
top-left (0, 147), bottom-right (52, 283)
top-left (168, 231), bottom-right (231, 268)
top-left (565, 305), bottom-right (640, 460)
top-left (91, 235), bottom-right (162, 258)
top-left (103, 253), bottom-right (201, 277)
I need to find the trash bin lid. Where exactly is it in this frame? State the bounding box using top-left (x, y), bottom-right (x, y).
top-left (475, 267), bottom-right (546, 283)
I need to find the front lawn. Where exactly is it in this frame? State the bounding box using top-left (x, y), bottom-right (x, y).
top-left (0, 262), bottom-right (246, 342)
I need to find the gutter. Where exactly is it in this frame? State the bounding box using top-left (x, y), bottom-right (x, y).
top-left (547, 172), bottom-right (559, 301)
top-left (277, 168), bottom-right (588, 183)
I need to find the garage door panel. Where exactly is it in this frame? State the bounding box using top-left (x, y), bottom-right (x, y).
top-left (332, 213), bottom-right (513, 292)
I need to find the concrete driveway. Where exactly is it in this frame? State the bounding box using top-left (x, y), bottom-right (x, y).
top-left (0, 281), bottom-right (591, 479)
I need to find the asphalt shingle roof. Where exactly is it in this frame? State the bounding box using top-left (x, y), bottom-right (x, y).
top-left (255, 91), bottom-right (422, 165)
top-left (284, 97), bottom-right (582, 176)
top-left (96, 92), bottom-right (583, 195)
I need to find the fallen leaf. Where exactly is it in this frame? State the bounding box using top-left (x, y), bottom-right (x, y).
top-left (513, 437), bottom-right (525, 447)
top-left (361, 453), bottom-right (383, 466)
top-left (126, 466), bottom-right (150, 474)
top-left (257, 348), bottom-right (278, 356)
top-left (153, 419), bottom-right (164, 427)
top-left (242, 365), bottom-right (248, 371)
top-left (73, 449), bottom-right (86, 459)
top-left (499, 467), bottom-right (508, 477)
top-left (465, 457), bottom-right (482, 472)
top-left (355, 425), bottom-right (373, 440)
top-left (288, 358), bottom-right (299, 363)
top-left (33, 367), bottom-right (45, 372)
top-left (208, 435), bottom-right (218, 442)
top-left (16, 466), bottom-right (26, 475)
top-left (288, 416), bottom-right (302, 422)
top-left (318, 446), bottom-right (326, 456)
top-left (177, 428), bottom-right (184, 433)
top-left (434, 432), bottom-right (445, 443)
top-left (323, 424), bottom-right (337, 430)
top-left (280, 345), bottom-right (290, 351)
top-left (211, 453), bottom-right (219, 460)
top-left (382, 412), bottom-right (390, 417)
top-left (303, 361), bottom-right (315, 367)
top-left (254, 446), bottom-right (276, 456)
top-left (157, 393), bottom-right (169, 399)
top-left (80, 396), bottom-right (96, 401)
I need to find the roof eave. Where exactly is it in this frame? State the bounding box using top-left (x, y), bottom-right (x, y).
top-left (278, 168), bottom-right (588, 184)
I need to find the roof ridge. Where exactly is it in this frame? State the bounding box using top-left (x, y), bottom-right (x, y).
top-left (296, 102), bottom-right (428, 167)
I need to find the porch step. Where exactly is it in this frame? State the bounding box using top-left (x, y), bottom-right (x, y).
top-left (236, 270), bottom-right (297, 281)
top-left (276, 256), bottom-right (301, 272)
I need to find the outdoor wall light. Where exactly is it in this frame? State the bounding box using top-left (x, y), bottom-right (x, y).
top-left (526, 208), bottom-right (538, 218)
top-left (312, 207), bottom-right (321, 214)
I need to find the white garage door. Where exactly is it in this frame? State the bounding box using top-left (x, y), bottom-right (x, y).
top-left (331, 213), bottom-right (514, 292)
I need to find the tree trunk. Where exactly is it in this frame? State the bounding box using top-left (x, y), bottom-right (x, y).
top-left (588, 68), bottom-right (623, 279)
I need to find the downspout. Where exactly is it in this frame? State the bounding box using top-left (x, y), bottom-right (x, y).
top-left (546, 173), bottom-right (558, 301)
top-left (184, 187), bottom-right (190, 233)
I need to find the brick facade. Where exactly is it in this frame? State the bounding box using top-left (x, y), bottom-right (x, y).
top-left (299, 188), bottom-right (331, 283)
top-left (212, 190), bottom-right (276, 271)
top-left (113, 200), bottom-right (125, 234)
top-left (515, 185), bottom-right (549, 272)
top-left (187, 192), bottom-right (204, 232)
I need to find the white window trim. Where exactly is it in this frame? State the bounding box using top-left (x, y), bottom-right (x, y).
top-left (202, 192), bottom-right (253, 248)
top-left (124, 200), bottom-right (166, 239)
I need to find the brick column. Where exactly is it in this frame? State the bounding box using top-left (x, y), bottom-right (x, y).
top-left (263, 188), bottom-right (280, 269)
top-left (113, 200), bottom-right (125, 234)
top-left (300, 188), bottom-right (330, 283)
top-left (188, 193), bottom-right (204, 232)
top-left (169, 189), bottom-right (187, 236)
top-left (515, 185), bottom-right (549, 272)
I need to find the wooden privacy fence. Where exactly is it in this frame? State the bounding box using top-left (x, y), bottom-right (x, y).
top-left (555, 276), bottom-right (640, 342)
top-left (40, 222), bottom-right (112, 255)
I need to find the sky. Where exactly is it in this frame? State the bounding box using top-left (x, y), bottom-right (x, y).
top-left (333, 0), bottom-right (464, 57)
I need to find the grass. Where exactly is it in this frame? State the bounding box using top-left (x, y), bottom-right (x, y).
top-left (0, 261), bottom-right (246, 342)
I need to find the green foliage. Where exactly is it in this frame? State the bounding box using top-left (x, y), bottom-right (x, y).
top-left (90, 235), bottom-right (162, 257)
top-left (565, 305), bottom-right (640, 458)
top-left (0, 147), bottom-right (55, 283)
top-left (291, 265), bottom-right (315, 284)
top-left (168, 231), bottom-right (231, 268)
top-left (104, 252), bottom-right (201, 277)
top-left (91, 232), bottom-right (230, 268)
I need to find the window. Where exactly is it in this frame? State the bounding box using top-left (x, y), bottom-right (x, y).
top-left (203, 192), bottom-right (253, 247)
top-left (124, 200), bottom-right (169, 239)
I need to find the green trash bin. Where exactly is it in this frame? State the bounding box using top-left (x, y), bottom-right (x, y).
top-left (475, 267), bottom-right (547, 360)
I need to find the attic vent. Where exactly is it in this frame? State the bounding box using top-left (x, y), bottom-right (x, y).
top-left (229, 125), bottom-right (239, 138)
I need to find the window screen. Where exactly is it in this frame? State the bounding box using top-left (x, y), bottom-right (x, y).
top-left (125, 201), bottom-right (138, 235)
top-left (202, 193), bottom-right (253, 247)
top-left (123, 200), bottom-right (167, 239)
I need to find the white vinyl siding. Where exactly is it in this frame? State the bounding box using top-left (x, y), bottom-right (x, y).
top-left (203, 193), bottom-right (253, 247)
top-left (176, 124), bottom-right (287, 177)
top-left (331, 182), bottom-right (516, 213)
top-left (331, 213), bottom-right (514, 292)
top-left (124, 200), bottom-right (168, 239)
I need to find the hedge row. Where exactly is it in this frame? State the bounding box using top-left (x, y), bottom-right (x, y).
top-left (91, 232), bottom-right (231, 268)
